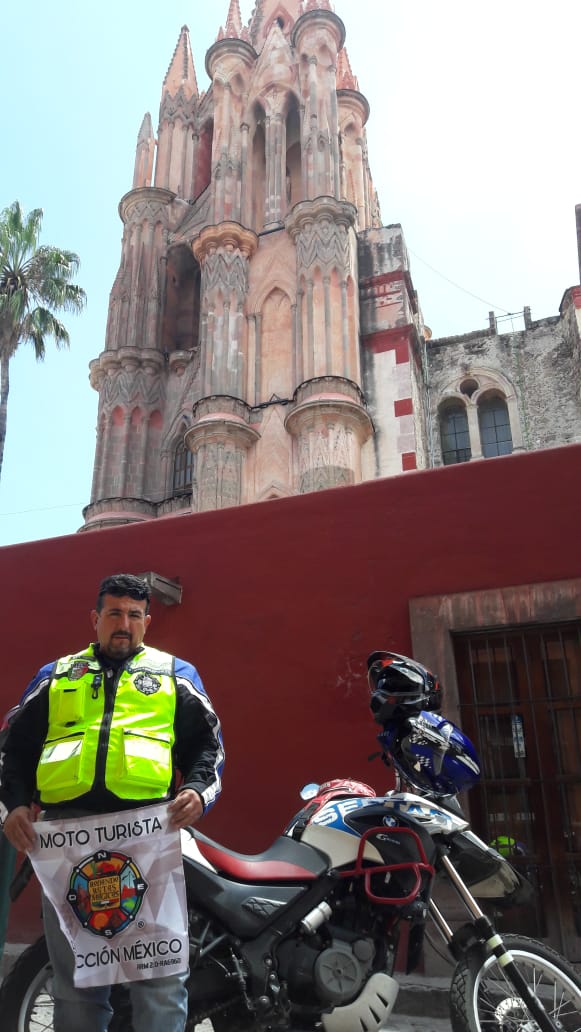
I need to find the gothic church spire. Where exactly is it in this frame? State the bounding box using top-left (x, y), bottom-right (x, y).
top-left (163, 24), bottom-right (198, 99)
top-left (224, 0), bottom-right (243, 38)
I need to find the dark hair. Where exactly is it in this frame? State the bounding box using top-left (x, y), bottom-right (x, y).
top-left (96, 574), bottom-right (152, 613)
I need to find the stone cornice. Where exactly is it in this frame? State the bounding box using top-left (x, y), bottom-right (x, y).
top-left (82, 498), bottom-right (156, 529)
top-left (192, 222), bottom-right (259, 262)
top-left (285, 376), bottom-right (373, 441)
top-left (186, 395), bottom-right (260, 451)
top-left (89, 349), bottom-right (165, 389)
top-left (285, 196), bottom-right (357, 238)
top-left (205, 38), bottom-right (257, 81)
top-left (119, 187), bottom-right (175, 225)
top-left (291, 9), bottom-right (345, 52)
top-left (337, 88), bottom-right (370, 127)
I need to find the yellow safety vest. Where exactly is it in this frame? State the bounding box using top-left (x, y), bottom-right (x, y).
top-left (36, 645), bottom-right (177, 805)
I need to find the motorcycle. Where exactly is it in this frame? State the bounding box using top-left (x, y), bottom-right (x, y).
top-left (1, 652), bottom-right (580, 1032)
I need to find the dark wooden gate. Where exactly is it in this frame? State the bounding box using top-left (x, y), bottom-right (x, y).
top-left (454, 621), bottom-right (581, 961)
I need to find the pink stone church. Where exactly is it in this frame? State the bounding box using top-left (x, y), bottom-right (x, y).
top-left (83, 0), bottom-right (581, 530)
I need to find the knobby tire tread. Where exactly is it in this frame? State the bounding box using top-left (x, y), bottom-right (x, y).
top-left (449, 933), bottom-right (581, 1032)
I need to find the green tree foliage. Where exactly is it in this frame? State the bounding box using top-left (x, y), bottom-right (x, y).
top-left (0, 201), bottom-right (86, 480)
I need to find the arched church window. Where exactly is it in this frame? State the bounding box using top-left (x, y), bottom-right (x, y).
top-left (173, 440), bottom-right (194, 494)
top-left (194, 119), bottom-right (213, 198)
top-left (440, 404), bottom-right (471, 465)
top-left (478, 396), bottom-right (513, 457)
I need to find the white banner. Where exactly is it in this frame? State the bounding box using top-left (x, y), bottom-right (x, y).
top-left (29, 803), bottom-right (188, 988)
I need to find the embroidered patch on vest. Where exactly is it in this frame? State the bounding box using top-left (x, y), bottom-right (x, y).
top-left (69, 661), bottom-right (90, 681)
top-left (134, 673), bottom-right (161, 695)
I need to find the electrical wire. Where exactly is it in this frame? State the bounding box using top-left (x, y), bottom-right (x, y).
top-left (0, 502), bottom-right (83, 518)
top-left (408, 246), bottom-right (513, 315)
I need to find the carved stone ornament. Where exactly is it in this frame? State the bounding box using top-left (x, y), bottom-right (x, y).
top-left (119, 187), bottom-right (175, 226)
top-left (286, 197), bottom-right (357, 278)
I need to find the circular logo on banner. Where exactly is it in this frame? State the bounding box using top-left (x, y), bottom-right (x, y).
top-left (67, 850), bottom-right (148, 938)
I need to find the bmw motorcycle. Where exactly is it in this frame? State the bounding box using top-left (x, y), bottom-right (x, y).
top-left (2, 652), bottom-right (580, 1032)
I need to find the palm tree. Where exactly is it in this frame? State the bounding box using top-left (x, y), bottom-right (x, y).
top-left (0, 201), bottom-right (86, 481)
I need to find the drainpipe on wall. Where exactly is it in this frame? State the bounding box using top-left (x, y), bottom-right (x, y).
top-left (421, 331), bottom-right (435, 467)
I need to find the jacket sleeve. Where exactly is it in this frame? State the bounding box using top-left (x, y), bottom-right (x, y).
top-left (0, 664), bottom-right (54, 818)
top-left (173, 659), bottom-right (224, 813)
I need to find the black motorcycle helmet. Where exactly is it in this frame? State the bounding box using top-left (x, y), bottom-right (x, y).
top-left (368, 651), bottom-right (442, 724)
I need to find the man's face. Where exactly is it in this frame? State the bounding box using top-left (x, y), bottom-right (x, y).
top-left (91, 594), bottom-right (151, 660)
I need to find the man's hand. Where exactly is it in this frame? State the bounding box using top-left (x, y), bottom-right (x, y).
top-left (3, 806), bottom-right (36, 852)
top-left (168, 789), bottom-right (204, 829)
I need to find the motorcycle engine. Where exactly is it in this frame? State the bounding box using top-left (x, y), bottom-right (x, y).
top-left (278, 935), bottom-right (375, 1006)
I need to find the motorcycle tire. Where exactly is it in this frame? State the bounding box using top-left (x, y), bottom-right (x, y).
top-left (0, 937), bottom-right (53, 1032)
top-left (0, 936), bottom-right (133, 1032)
top-left (449, 933), bottom-right (581, 1032)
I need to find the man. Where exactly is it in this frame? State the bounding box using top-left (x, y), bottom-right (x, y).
top-left (0, 573), bottom-right (224, 1032)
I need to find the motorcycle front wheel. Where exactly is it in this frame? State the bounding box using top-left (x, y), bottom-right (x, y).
top-left (0, 937), bottom-right (133, 1032)
top-left (0, 937), bottom-right (53, 1032)
top-left (450, 933), bottom-right (581, 1032)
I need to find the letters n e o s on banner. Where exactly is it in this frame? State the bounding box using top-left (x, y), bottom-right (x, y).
top-left (29, 803), bottom-right (188, 988)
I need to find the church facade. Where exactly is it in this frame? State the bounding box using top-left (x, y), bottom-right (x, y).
top-left (83, 0), bottom-right (581, 530)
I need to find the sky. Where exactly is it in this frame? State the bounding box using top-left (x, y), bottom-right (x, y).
top-left (0, 0), bottom-right (579, 546)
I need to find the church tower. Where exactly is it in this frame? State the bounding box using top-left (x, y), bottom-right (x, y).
top-left (83, 0), bottom-right (425, 530)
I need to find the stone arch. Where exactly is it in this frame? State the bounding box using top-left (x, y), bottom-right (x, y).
top-left (161, 244), bottom-right (201, 355)
top-left (230, 71), bottom-right (245, 99)
top-left (477, 392), bottom-right (514, 458)
top-left (143, 410), bottom-right (164, 500)
top-left (194, 118), bottom-right (214, 198)
top-left (285, 94), bottom-right (302, 212)
top-left (251, 99), bottom-right (267, 233)
top-left (171, 421), bottom-right (194, 496)
top-left (258, 287), bottom-right (293, 400)
top-left (256, 481), bottom-right (292, 502)
top-left (437, 367), bottom-right (523, 463)
top-left (438, 396), bottom-right (471, 466)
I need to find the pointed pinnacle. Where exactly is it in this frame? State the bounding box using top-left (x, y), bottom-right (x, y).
top-left (163, 25), bottom-right (198, 99)
top-left (337, 47), bottom-right (359, 91)
top-left (225, 0), bottom-right (243, 37)
top-left (137, 112), bottom-right (154, 144)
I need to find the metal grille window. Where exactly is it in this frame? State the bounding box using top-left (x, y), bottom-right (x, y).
top-left (478, 396), bottom-right (513, 457)
top-left (173, 441), bottom-right (194, 494)
top-left (440, 405), bottom-right (471, 465)
top-left (454, 622), bottom-right (581, 961)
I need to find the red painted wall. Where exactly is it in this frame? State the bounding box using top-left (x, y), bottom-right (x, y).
top-left (3, 444), bottom-right (581, 942)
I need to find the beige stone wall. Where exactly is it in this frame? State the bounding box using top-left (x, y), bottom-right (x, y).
top-left (427, 297), bottom-right (581, 466)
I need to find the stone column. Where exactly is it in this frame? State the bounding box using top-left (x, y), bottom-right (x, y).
top-left (292, 8), bottom-right (345, 202)
top-left (286, 196), bottom-right (359, 382)
top-left (285, 377), bottom-right (373, 493)
top-left (193, 222), bottom-right (258, 398)
top-left (185, 397), bottom-right (260, 511)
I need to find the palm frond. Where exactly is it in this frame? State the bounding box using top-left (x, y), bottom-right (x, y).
top-left (22, 308), bottom-right (71, 358)
top-left (0, 202), bottom-right (84, 361)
